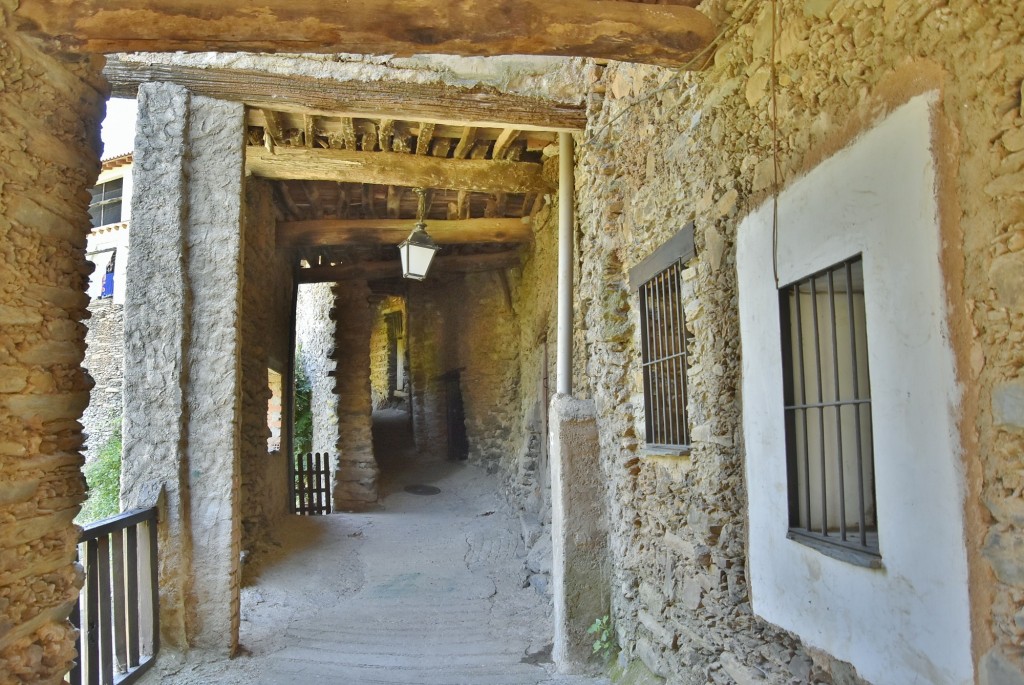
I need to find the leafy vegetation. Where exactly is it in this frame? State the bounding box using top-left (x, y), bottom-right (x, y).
top-left (293, 345), bottom-right (313, 456)
top-left (77, 419), bottom-right (122, 524)
top-left (587, 614), bottom-right (616, 660)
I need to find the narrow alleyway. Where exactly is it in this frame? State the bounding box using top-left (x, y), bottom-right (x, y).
top-left (143, 415), bottom-right (608, 685)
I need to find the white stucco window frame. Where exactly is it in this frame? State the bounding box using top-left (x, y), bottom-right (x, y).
top-left (737, 94), bottom-right (973, 685)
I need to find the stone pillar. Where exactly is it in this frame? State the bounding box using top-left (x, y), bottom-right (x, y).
top-left (0, 16), bottom-right (104, 680)
top-left (550, 395), bottom-right (608, 672)
top-left (122, 83), bottom-right (246, 655)
top-left (239, 180), bottom-right (293, 551)
top-left (331, 282), bottom-right (378, 509)
top-left (295, 282), bottom-right (340, 455)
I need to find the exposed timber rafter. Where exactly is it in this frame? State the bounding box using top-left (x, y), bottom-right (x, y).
top-left (453, 127), bottom-right (478, 160)
top-left (491, 129), bottom-right (521, 160)
top-left (297, 250), bottom-right (522, 283)
top-left (24, 1), bottom-right (716, 68)
top-left (102, 59), bottom-right (586, 132)
top-left (246, 146), bottom-right (552, 194)
top-left (279, 217), bottom-right (531, 248)
top-left (415, 123), bottom-right (435, 155)
top-left (261, 109), bottom-right (285, 147)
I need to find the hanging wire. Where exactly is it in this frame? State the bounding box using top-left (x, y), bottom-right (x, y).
top-left (582, 0), bottom-right (761, 148)
top-left (770, 0), bottom-right (782, 288)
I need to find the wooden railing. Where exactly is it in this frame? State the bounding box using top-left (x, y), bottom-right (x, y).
top-left (292, 452), bottom-right (332, 515)
top-left (70, 508), bottom-right (159, 685)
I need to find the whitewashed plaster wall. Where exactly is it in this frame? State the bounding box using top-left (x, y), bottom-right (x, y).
top-left (737, 94), bottom-right (973, 685)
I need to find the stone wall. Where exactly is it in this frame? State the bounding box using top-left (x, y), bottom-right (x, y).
top-left (239, 179), bottom-right (292, 554)
top-left (0, 7), bottom-right (105, 680)
top-left (407, 282), bottom-right (450, 459)
top-left (369, 295), bottom-right (405, 410)
top-left (331, 281), bottom-right (378, 509)
top-left (572, 0), bottom-right (1024, 682)
top-left (121, 84), bottom-right (246, 654)
top-left (296, 282), bottom-right (340, 455)
top-left (405, 272), bottom-right (521, 469)
top-left (81, 298), bottom-right (124, 463)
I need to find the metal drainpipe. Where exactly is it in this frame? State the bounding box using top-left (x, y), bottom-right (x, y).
top-left (556, 132), bottom-right (575, 396)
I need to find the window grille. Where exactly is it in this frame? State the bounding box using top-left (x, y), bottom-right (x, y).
top-left (779, 256), bottom-right (878, 561)
top-left (639, 260), bottom-right (691, 449)
top-left (89, 178), bottom-right (123, 228)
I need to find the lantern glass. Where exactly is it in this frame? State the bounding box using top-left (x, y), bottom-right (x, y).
top-left (398, 223), bottom-right (440, 280)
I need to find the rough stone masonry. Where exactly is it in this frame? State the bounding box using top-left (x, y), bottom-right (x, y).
top-left (0, 4), bottom-right (105, 680)
top-left (573, 0), bottom-right (1024, 682)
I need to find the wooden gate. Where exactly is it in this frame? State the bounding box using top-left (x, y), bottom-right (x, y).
top-left (292, 452), bottom-right (332, 515)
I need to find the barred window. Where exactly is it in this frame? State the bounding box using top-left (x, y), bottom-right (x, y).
top-left (779, 256), bottom-right (879, 565)
top-left (89, 178), bottom-right (123, 228)
top-left (629, 224), bottom-right (695, 452)
top-left (640, 262), bottom-right (691, 448)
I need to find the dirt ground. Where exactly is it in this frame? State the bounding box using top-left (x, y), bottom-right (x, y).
top-left (141, 418), bottom-right (610, 685)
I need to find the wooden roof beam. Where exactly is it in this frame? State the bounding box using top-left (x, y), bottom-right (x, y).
top-left (303, 114), bottom-right (316, 148)
top-left (297, 250), bottom-right (523, 283)
top-left (29, 1), bottom-right (715, 69)
top-left (246, 146), bottom-right (552, 194)
top-left (415, 123), bottom-right (435, 156)
top-left (278, 217), bottom-right (531, 248)
top-left (261, 109), bottom-right (285, 147)
top-left (491, 129), bottom-right (521, 160)
top-left (453, 127), bottom-right (478, 160)
top-left (104, 60), bottom-right (587, 132)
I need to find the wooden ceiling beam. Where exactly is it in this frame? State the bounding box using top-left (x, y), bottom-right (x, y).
top-left (491, 129), bottom-right (521, 160)
top-left (453, 127), bottom-right (478, 160)
top-left (378, 119), bottom-right (395, 152)
top-left (415, 123), bottom-right (435, 156)
top-left (103, 59), bottom-right (586, 132)
top-left (29, 1), bottom-right (715, 69)
top-left (261, 109), bottom-right (286, 147)
top-left (278, 217), bottom-right (530, 248)
top-left (297, 250), bottom-right (522, 283)
top-left (303, 115), bottom-right (316, 148)
top-left (247, 146), bottom-right (551, 194)
top-left (338, 118), bottom-right (358, 150)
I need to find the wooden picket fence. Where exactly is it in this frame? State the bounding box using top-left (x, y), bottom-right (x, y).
top-left (292, 452), bottom-right (332, 515)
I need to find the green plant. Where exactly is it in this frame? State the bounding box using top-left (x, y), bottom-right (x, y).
top-left (77, 419), bottom-right (122, 524)
top-left (587, 614), bottom-right (615, 660)
top-left (293, 345), bottom-right (313, 456)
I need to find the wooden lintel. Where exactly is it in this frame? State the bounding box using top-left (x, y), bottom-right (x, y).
top-left (247, 146), bottom-right (552, 194)
top-left (102, 60), bottom-right (587, 132)
top-left (29, 1), bottom-right (716, 69)
top-left (278, 217), bottom-right (531, 248)
top-left (297, 250), bottom-right (523, 283)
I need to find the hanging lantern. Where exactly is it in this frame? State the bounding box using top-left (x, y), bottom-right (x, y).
top-left (398, 221), bottom-right (440, 280)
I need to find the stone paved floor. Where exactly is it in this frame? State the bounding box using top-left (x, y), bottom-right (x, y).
top-left (142, 415), bottom-right (609, 685)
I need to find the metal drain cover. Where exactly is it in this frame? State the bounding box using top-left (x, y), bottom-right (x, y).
top-left (404, 484), bottom-right (441, 496)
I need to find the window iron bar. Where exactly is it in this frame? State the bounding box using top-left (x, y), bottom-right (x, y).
top-left (808, 273), bottom-right (828, 537)
top-left (780, 256), bottom-right (877, 556)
